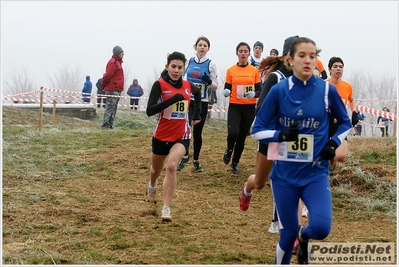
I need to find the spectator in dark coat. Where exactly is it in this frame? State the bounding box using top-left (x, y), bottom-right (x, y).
top-left (96, 78), bottom-right (106, 108)
top-left (127, 79), bottom-right (144, 110)
top-left (354, 112), bottom-right (366, 136)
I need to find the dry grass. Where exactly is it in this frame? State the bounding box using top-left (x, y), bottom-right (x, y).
top-left (2, 106), bottom-right (397, 264)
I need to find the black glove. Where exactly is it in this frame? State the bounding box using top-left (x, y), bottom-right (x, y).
top-left (202, 73), bottom-right (212, 85)
top-left (192, 113), bottom-right (201, 121)
top-left (171, 93), bottom-right (184, 103)
top-left (351, 111), bottom-right (359, 127)
top-left (320, 140), bottom-right (338, 160)
top-left (278, 123), bottom-right (299, 142)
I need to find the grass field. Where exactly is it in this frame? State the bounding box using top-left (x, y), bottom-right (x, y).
top-left (2, 106), bottom-right (397, 264)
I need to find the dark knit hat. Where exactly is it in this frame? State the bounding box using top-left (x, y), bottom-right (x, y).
top-left (113, 45), bottom-right (124, 56)
top-left (253, 41), bottom-right (264, 51)
top-left (270, 48), bottom-right (279, 55)
top-left (86, 75), bottom-right (90, 79)
top-left (282, 35), bottom-right (299, 56)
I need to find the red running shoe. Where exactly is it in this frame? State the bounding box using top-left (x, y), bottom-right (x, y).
top-left (239, 182), bottom-right (251, 211)
top-left (293, 238), bottom-right (299, 255)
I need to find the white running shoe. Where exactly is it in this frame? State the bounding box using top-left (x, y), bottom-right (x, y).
top-left (302, 206), bottom-right (308, 218)
top-left (268, 221), bottom-right (279, 234)
top-left (161, 206), bottom-right (172, 222)
top-left (147, 182), bottom-right (156, 203)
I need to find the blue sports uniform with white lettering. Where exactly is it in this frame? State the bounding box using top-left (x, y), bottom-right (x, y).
top-left (252, 74), bottom-right (351, 264)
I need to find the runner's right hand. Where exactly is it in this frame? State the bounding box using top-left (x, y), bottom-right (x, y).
top-left (278, 123), bottom-right (299, 142)
top-left (223, 89), bottom-right (231, 97)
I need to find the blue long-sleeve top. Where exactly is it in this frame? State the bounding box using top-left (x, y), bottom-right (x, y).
top-left (252, 74), bottom-right (351, 186)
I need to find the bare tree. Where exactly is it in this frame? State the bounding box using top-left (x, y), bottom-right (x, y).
top-left (145, 67), bottom-right (164, 93)
top-left (3, 68), bottom-right (36, 96)
top-left (123, 65), bottom-right (129, 90)
top-left (119, 64), bottom-right (132, 108)
top-left (136, 67), bottom-right (163, 110)
top-left (376, 75), bottom-right (397, 110)
top-left (48, 65), bottom-right (83, 92)
top-left (47, 65), bottom-right (84, 103)
top-left (348, 70), bottom-right (367, 100)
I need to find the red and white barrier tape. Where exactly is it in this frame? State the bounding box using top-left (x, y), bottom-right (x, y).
top-left (3, 90), bottom-right (42, 97)
top-left (3, 88), bottom-right (397, 119)
top-left (41, 87), bottom-right (81, 95)
top-left (4, 96), bottom-right (397, 119)
top-left (356, 105), bottom-right (396, 121)
top-left (3, 97), bottom-right (45, 103)
top-left (41, 87), bottom-right (149, 100)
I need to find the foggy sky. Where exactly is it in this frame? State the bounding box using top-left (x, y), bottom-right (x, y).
top-left (1, 1), bottom-right (398, 92)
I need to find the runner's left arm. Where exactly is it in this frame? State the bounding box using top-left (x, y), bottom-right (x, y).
top-left (146, 81), bottom-right (184, 116)
top-left (252, 86), bottom-right (280, 142)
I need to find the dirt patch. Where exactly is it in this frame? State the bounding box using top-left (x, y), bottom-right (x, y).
top-left (2, 107), bottom-right (397, 264)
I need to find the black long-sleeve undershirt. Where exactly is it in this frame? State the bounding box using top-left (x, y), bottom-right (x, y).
top-left (256, 73), bottom-right (279, 115)
top-left (146, 79), bottom-right (201, 120)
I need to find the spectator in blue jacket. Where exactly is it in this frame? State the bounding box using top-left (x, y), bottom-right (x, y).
top-left (127, 79), bottom-right (144, 110)
top-left (377, 107), bottom-right (392, 137)
top-left (82, 75), bottom-right (92, 103)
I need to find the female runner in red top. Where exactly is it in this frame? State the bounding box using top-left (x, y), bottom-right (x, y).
top-left (145, 51), bottom-right (201, 222)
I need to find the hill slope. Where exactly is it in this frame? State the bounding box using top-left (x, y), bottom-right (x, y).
top-left (2, 106), bottom-right (397, 264)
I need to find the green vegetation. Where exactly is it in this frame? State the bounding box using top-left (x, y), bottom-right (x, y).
top-left (2, 107), bottom-right (396, 264)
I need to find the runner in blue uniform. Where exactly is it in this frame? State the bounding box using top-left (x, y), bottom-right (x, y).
top-left (177, 36), bottom-right (218, 172)
top-left (252, 37), bottom-right (351, 264)
top-left (238, 36), bottom-right (298, 237)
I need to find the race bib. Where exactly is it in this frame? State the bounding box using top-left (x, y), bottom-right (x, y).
top-left (163, 100), bottom-right (188, 120)
top-left (236, 84), bottom-right (254, 99)
top-left (267, 134), bottom-right (314, 162)
top-left (193, 82), bottom-right (207, 99)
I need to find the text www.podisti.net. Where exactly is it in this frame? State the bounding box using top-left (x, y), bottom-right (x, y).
top-left (309, 243), bottom-right (395, 264)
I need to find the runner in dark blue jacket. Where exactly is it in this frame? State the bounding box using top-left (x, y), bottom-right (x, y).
top-left (252, 37), bottom-right (351, 264)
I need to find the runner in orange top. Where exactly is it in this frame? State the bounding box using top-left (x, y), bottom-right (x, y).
top-left (326, 56), bottom-right (357, 170)
top-left (222, 41), bottom-right (261, 174)
top-left (225, 64), bottom-right (260, 105)
top-left (329, 79), bottom-right (354, 107)
top-left (327, 57), bottom-right (356, 113)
